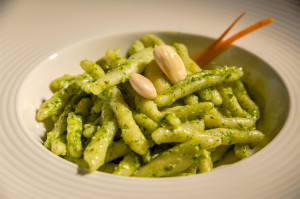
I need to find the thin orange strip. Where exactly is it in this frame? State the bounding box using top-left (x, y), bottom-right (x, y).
top-left (193, 15), bottom-right (274, 68)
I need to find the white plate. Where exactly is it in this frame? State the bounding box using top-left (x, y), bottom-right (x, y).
top-left (1, 1), bottom-right (300, 199)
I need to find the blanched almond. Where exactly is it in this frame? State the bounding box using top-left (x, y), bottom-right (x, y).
top-left (129, 73), bottom-right (157, 99)
top-left (153, 45), bottom-right (187, 84)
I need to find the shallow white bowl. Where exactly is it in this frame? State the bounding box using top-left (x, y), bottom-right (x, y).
top-left (16, 31), bottom-right (292, 198)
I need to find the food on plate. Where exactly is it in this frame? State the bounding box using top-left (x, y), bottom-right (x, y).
top-left (37, 13), bottom-right (273, 177)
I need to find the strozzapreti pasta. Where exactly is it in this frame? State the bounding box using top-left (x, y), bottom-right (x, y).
top-left (37, 34), bottom-right (264, 177)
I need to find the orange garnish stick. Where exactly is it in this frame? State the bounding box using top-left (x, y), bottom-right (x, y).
top-left (193, 15), bottom-right (274, 68)
top-left (192, 12), bottom-right (246, 63)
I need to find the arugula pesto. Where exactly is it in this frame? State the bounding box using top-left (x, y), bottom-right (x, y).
top-left (37, 34), bottom-right (264, 177)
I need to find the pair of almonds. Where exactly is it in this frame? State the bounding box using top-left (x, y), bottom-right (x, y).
top-left (130, 45), bottom-right (187, 99)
